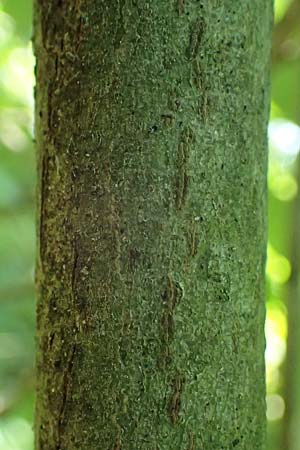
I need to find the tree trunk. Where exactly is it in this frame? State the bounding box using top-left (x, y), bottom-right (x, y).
top-left (34, 2), bottom-right (272, 449)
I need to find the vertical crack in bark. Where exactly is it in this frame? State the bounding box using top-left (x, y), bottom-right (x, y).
top-left (168, 374), bottom-right (185, 425)
top-left (187, 431), bottom-right (196, 450)
top-left (187, 18), bottom-right (208, 122)
top-left (76, 16), bottom-right (83, 51)
top-left (187, 18), bottom-right (205, 61)
top-left (47, 83), bottom-right (54, 131)
top-left (71, 238), bottom-right (79, 301)
top-left (75, 0), bottom-right (82, 13)
top-left (191, 59), bottom-right (203, 91)
top-left (39, 151), bottom-right (50, 269)
top-left (55, 241), bottom-right (79, 449)
top-left (177, 0), bottom-right (185, 15)
top-left (174, 127), bottom-right (194, 210)
top-left (188, 220), bottom-right (198, 258)
top-left (74, 0), bottom-right (83, 51)
top-left (71, 236), bottom-right (88, 332)
top-left (159, 275), bottom-right (183, 368)
top-left (56, 345), bottom-right (76, 450)
top-left (113, 434), bottom-right (122, 450)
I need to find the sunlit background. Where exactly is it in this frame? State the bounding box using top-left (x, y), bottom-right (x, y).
top-left (0, 1), bottom-right (299, 449)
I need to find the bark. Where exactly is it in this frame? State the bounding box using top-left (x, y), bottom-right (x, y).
top-left (34, 2), bottom-right (272, 449)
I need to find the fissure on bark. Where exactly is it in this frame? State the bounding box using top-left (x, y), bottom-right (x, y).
top-left (34, 1), bottom-right (273, 449)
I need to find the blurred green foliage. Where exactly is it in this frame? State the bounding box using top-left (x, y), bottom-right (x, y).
top-left (0, 1), bottom-right (35, 448)
top-left (0, 1), bottom-right (299, 449)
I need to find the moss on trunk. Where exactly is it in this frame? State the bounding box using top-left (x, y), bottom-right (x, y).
top-left (34, 1), bottom-right (273, 449)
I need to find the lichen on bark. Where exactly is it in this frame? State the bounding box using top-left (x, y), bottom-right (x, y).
top-left (34, 1), bottom-right (273, 449)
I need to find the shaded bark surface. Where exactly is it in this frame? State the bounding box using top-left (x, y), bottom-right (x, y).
top-left (34, 1), bottom-right (272, 449)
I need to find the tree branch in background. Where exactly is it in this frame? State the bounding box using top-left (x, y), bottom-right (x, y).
top-left (272, 0), bottom-right (300, 64)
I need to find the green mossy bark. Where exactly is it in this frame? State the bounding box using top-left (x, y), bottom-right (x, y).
top-left (34, 1), bottom-right (273, 449)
